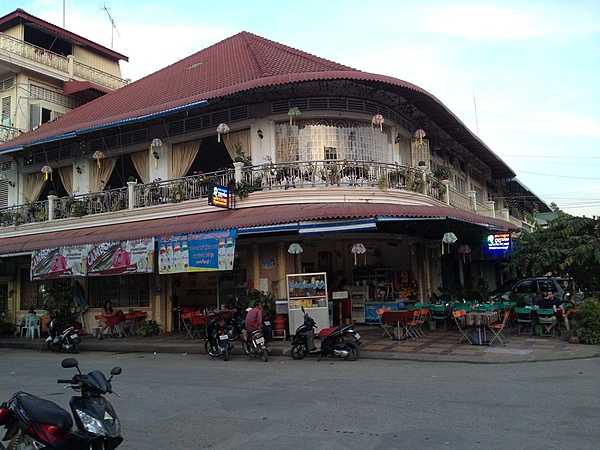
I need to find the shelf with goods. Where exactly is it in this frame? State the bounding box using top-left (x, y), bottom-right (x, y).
top-left (352, 267), bottom-right (418, 302)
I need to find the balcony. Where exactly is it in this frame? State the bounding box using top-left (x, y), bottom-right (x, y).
top-left (0, 161), bottom-right (530, 231)
top-left (0, 124), bottom-right (21, 143)
top-left (0, 32), bottom-right (128, 91)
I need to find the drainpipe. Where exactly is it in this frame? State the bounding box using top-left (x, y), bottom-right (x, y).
top-left (47, 195), bottom-right (57, 221)
top-left (127, 181), bottom-right (137, 209)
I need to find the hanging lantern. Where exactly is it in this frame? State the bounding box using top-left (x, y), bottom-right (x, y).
top-left (216, 123), bottom-right (230, 143)
top-left (441, 232), bottom-right (458, 255)
top-left (287, 107), bottom-right (301, 126)
top-left (371, 114), bottom-right (384, 132)
top-left (41, 165), bottom-right (53, 181)
top-left (350, 243), bottom-right (367, 266)
top-left (458, 244), bottom-right (472, 263)
top-left (414, 128), bottom-right (426, 144)
top-left (287, 243), bottom-right (303, 255)
top-left (150, 138), bottom-right (163, 169)
top-left (92, 150), bottom-right (105, 168)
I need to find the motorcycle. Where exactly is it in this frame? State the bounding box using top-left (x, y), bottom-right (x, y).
top-left (242, 329), bottom-right (269, 362)
top-left (0, 358), bottom-right (123, 450)
top-left (291, 309), bottom-right (361, 361)
top-left (46, 318), bottom-right (81, 353)
top-left (205, 314), bottom-right (233, 361)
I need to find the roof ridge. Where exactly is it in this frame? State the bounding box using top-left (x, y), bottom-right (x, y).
top-left (240, 31), bottom-right (356, 72)
top-left (238, 31), bottom-right (266, 77)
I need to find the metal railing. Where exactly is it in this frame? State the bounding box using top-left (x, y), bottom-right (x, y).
top-left (0, 125), bottom-right (21, 143)
top-left (133, 171), bottom-right (233, 208)
top-left (0, 32), bottom-right (128, 91)
top-left (0, 201), bottom-right (47, 227)
top-left (53, 187), bottom-right (129, 220)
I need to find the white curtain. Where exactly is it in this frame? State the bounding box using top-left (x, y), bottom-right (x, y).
top-left (89, 158), bottom-right (117, 192)
top-left (223, 129), bottom-right (251, 161)
top-left (170, 141), bottom-right (199, 178)
top-left (58, 166), bottom-right (73, 195)
top-left (23, 173), bottom-right (47, 202)
top-left (130, 151), bottom-right (150, 183)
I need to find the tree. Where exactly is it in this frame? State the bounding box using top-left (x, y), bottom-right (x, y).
top-left (509, 214), bottom-right (600, 291)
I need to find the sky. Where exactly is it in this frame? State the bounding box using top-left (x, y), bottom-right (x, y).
top-left (4, 0), bottom-right (600, 217)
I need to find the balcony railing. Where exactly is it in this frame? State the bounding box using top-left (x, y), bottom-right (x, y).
top-left (0, 125), bottom-right (21, 143)
top-left (1, 161), bottom-right (525, 229)
top-left (0, 32), bottom-right (128, 90)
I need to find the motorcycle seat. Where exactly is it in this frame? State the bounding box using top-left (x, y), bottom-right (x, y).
top-left (13, 392), bottom-right (73, 430)
top-left (318, 327), bottom-right (337, 338)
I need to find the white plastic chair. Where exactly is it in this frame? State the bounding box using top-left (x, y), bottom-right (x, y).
top-left (23, 315), bottom-right (41, 339)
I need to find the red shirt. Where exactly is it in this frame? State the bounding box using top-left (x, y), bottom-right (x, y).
top-left (245, 307), bottom-right (262, 332)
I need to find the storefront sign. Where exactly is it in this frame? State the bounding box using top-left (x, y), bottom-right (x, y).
top-left (87, 238), bottom-right (154, 276)
top-left (31, 246), bottom-right (88, 280)
top-left (158, 229), bottom-right (237, 274)
top-left (486, 233), bottom-right (511, 252)
top-left (208, 185), bottom-right (231, 209)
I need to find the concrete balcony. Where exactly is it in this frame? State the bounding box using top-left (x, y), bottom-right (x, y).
top-left (0, 124), bottom-right (21, 143)
top-left (0, 32), bottom-right (128, 91)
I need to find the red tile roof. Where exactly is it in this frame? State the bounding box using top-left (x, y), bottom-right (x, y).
top-left (0, 203), bottom-right (514, 254)
top-left (0, 9), bottom-right (128, 61)
top-left (0, 30), bottom-right (513, 177)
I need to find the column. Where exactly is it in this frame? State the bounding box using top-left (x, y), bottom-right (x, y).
top-left (47, 194), bottom-right (57, 220)
top-left (468, 190), bottom-right (477, 212)
top-left (252, 243), bottom-right (260, 290)
top-left (486, 200), bottom-right (496, 218)
top-left (441, 180), bottom-right (451, 205)
top-left (424, 247), bottom-right (432, 302)
top-left (277, 242), bottom-right (287, 299)
top-left (127, 181), bottom-right (137, 209)
top-left (500, 208), bottom-right (510, 221)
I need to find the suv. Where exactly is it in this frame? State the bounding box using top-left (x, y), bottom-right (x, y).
top-left (492, 277), bottom-right (565, 304)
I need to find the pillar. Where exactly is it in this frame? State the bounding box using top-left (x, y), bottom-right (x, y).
top-left (252, 244), bottom-right (260, 290)
top-left (47, 194), bottom-right (57, 220)
top-left (67, 55), bottom-right (75, 77)
top-left (233, 162), bottom-right (244, 184)
top-left (127, 181), bottom-right (137, 209)
top-left (424, 247), bottom-right (432, 302)
top-left (468, 190), bottom-right (477, 212)
top-left (277, 242), bottom-right (287, 299)
top-left (500, 208), bottom-right (510, 221)
top-left (441, 180), bottom-right (451, 205)
top-left (486, 200), bottom-right (496, 218)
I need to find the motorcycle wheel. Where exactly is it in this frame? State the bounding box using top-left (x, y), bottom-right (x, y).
top-left (204, 340), bottom-right (218, 358)
top-left (261, 348), bottom-right (269, 362)
top-left (70, 342), bottom-right (80, 354)
top-left (241, 341), bottom-right (251, 357)
top-left (91, 441), bottom-right (106, 450)
top-left (224, 345), bottom-right (231, 361)
top-left (344, 342), bottom-right (359, 361)
top-left (291, 344), bottom-right (307, 360)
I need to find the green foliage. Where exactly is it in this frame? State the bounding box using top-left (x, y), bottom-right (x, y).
top-left (139, 320), bottom-right (161, 337)
top-left (432, 166), bottom-right (452, 181)
top-left (233, 144), bottom-right (252, 166)
top-left (508, 215), bottom-right (600, 291)
top-left (574, 299), bottom-right (600, 345)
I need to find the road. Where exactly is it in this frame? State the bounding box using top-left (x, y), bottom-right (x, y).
top-left (0, 349), bottom-right (599, 450)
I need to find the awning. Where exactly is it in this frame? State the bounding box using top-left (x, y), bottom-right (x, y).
top-left (0, 203), bottom-right (516, 255)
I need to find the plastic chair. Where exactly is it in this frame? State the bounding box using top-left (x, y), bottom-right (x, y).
top-left (22, 315), bottom-right (41, 339)
top-left (487, 310), bottom-right (511, 346)
top-left (377, 308), bottom-right (396, 340)
top-left (452, 310), bottom-right (472, 344)
top-left (428, 304), bottom-right (448, 330)
top-left (536, 309), bottom-right (557, 337)
top-left (514, 307), bottom-right (534, 335)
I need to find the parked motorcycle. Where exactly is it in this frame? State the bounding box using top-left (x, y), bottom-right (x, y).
top-left (291, 309), bottom-right (361, 361)
top-left (242, 330), bottom-right (269, 362)
top-left (205, 314), bottom-right (233, 361)
top-left (0, 358), bottom-right (123, 450)
top-left (46, 318), bottom-right (81, 353)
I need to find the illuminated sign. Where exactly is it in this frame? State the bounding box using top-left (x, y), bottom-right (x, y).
top-left (208, 185), bottom-right (230, 209)
top-left (486, 233), bottom-right (511, 252)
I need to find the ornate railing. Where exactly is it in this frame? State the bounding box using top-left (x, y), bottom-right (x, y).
top-left (0, 201), bottom-right (48, 227)
top-left (73, 61), bottom-right (128, 90)
top-left (53, 187), bottom-right (129, 220)
top-left (240, 160), bottom-right (442, 201)
top-left (133, 171), bottom-right (233, 208)
top-left (448, 189), bottom-right (472, 211)
top-left (0, 125), bottom-right (21, 143)
top-left (0, 32), bottom-right (128, 91)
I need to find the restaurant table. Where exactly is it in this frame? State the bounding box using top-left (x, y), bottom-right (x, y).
top-left (464, 311), bottom-right (500, 345)
top-left (381, 310), bottom-right (413, 340)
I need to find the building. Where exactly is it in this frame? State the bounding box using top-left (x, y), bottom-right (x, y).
top-left (0, 8), bottom-right (128, 150)
top-left (0, 30), bottom-right (548, 331)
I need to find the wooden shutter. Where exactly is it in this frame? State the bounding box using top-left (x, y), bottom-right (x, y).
top-left (1, 97), bottom-right (10, 126)
top-left (29, 104), bottom-right (40, 131)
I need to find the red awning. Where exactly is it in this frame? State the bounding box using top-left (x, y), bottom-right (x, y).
top-left (0, 203), bottom-right (514, 255)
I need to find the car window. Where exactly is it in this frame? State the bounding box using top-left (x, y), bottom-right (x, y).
top-left (538, 280), bottom-right (557, 292)
top-left (515, 280), bottom-right (537, 294)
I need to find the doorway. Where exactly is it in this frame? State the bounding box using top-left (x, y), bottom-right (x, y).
top-left (0, 283), bottom-right (8, 319)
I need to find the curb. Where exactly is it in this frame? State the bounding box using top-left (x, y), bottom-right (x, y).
top-left (1, 340), bottom-right (599, 365)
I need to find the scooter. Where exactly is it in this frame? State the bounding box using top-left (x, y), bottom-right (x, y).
top-left (242, 329), bottom-right (269, 362)
top-left (291, 309), bottom-right (361, 361)
top-left (0, 358), bottom-right (123, 450)
top-left (46, 318), bottom-right (81, 353)
top-left (205, 315), bottom-right (233, 361)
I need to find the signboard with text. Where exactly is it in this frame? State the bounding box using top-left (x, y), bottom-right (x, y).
top-left (87, 238), bottom-right (154, 276)
top-left (31, 246), bottom-right (88, 280)
top-left (208, 185), bottom-right (231, 209)
top-left (484, 233), bottom-right (512, 259)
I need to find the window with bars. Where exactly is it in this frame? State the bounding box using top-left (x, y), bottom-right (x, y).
top-left (0, 77), bottom-right (14, 92)
top-left (88, 275), bottom-right (150, 308)
top-left (454, 175), bottom-right (467, 194)
top-left (0, 180), bottom-right (8, 209)
top-left (1, 97), bottom-right (11, 127)
top-left (30, 84), bottom-right (80, 109)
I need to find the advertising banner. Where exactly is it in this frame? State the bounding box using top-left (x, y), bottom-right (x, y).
top-left (31, 246), bottom-right (89, 280)
top-left (158, 229), bottom-right (237, 274)
top-left (208, 185), bottom-right (231, 209)
top-left (87, 238), bottom-right (155, 276)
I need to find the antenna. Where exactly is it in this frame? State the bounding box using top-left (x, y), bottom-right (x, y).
top-left (102, 3), bottom-right (120, 48)
top-left (473, 91), bottom-right (480, 135)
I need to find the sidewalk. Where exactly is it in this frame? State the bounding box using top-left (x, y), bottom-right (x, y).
top-left (1, 327), bottom-right (599, 364)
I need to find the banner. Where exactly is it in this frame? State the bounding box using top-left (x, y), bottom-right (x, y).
top-left (158, 229), bottom-right (237, 274)
top-left (87, 238), bottom-right (154, 276)
top-left (31, 246), bottom-right (88, 280)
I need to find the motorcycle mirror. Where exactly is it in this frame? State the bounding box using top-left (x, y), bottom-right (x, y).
top-left (110, 367), bottom-right (122, 376)
top-left (61, 358), bottom-right (78, 369)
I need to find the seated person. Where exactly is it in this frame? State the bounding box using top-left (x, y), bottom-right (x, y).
top-left (98, 301), bottom-right (124, 339)
top-left (537, 291), bottom-right (558, 310)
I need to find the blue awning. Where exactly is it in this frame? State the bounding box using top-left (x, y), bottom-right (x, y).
top-left (299, 218), bottom-right (377, 234)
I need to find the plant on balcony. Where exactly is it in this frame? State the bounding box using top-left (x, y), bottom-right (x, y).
top-left (433, 166), bottom-right (452, 181)
top-left (235, 180), bottom-right (255, 199)
top-left (378, 174), bottom-right (388, 191)
top-left (233, 143), bottom-right (252, 166)
top-left (0, 210), bottom-right (16, 227)
top-left (170, 181), bottom-right (185, 203)
top-left (69, 199), bottom-right (87, 218)
top-left (33, 208), bottom-right (47, 222)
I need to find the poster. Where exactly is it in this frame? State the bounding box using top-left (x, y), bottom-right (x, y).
top-left (208, 185), bottom-right (231, 208)
top-left (31, 246), bottom-right (88, 280)
top-left (158, 229), bottom-right (237, 274)
top-left (87, 238), bottom-right (154, 276)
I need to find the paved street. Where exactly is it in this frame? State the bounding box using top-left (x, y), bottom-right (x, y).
top-left (1, 349), bottom-right (599, 450)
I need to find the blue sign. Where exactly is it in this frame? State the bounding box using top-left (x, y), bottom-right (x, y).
top-left (158, 229), bottom-right (237, 274)
top-left (208, 185), bottom-right (231, 208)
top-left (484, 233), bottom-right (511, 259)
